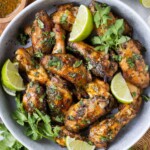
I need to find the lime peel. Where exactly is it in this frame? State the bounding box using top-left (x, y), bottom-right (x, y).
top-left (140, 0), bottom-right (150, 8)
top-left (1, 59), bottom-right (25, 91)
top-left (66, 136), bottom-right (95, 150)
top-left (69, 5), bottom-right (94, 42)
top-left (111, 72), bottom-right (133, 104)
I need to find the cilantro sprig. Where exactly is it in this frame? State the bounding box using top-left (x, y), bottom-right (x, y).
top-left (0, 123), bottom-right (27, 150)
top-left (13, 94), bottom-right (60, 141)
top-left (91, 19), bottom-right (130, 53)
top-left (94, 3), bottom-right (111, 28)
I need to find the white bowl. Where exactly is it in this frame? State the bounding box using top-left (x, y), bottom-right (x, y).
top-left (0, 0), bottom-right (150, 150)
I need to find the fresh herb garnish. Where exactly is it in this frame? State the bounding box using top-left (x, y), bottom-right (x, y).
top-left (17, 32), bottom-right (29, 45)
top-left (126, 53), bottom-right (141, 68)
top-left (73, 60), bottom-right (83, 68)
top-left (91, 19), bottom-right (130, 53)
top-left (48, 56), bottom-right (63, 70)
top-left (41, 32), bottom-right (55, 46)
top-left (60, 13), bottom-right (68, 24)
top-left (131, 92), bottom-right (136, 98)
top-left (94, 2), bottom-right (111, 28)
top-left (142, 95), bottom-right (150, 102)
top-left (126, 57), bottom-right (135, 68)
top-left (13, 94), bottom-right (60, 140)
top-left (34, 51), bottom-right (43, 58)
top-left (37, 19), bottom-right (44, 29)
top-left (0, 123), bottom-right (27, 150)
top-left (68, 115), bottom-right (74, 120)
top-left (55, 116), bottom-right (64, 123)
top-left (112, 55), bottom-right (122, 62)
top-left (100, 136), bottom-right (110, 142)
top-left (68, 72), bottom-right (77, 78)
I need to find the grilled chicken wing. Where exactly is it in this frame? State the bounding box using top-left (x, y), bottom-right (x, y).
top-left (65, 79), bottom-right (115, 133)
top-left (31, 10), bottom-right (54, 54)
top-left (23, 82), bottom-right (47, 113)
top-left (89, 2), bottom-right (132, 36)
top-left (41, 54), bottom-right (92, 87)
top-left (55, 126), bottom-right (82, 147)
top-left (52, 24), bottom-right (66, 54)
top-left (68, 41), bottom-right (118, 79)
top-left (118, 40), bottom-right (149, 89)
top-left (46, 76), bottom-right (72, 123)
top-left (15, 48), bottom-right (34, 72)
top-left (52, 4), bottom-right (78, 31)
top-left (89, 83), bottom-right (142, 148)
top-left (16, 48), bottom-right (73, 122)
top-left (16, 48), bottom-right (49, 84)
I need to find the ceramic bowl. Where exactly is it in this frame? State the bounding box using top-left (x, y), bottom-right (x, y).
top-left (0, 0), bottom-right (150, 150)
top-left (0, 0), bottom-right (28, 24)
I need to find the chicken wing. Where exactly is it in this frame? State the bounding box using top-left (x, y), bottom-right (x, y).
top-left (41, 54), bottom-right (92, 87)
top-left (89, 2), bottom-right (132, 36)
top-left (89, 83), bottom-right (142, 148)
top-left (15, 48), bottom-right (49, 84)
top-left (23, 82), bottom-right (47, 113)
top-left (55, 126), bottom-right (82, 147)
top-left (118, 40), bottom-right (149, 89)
top-left (52, 4), bottom-right (78, 31)
top-left (65, 79), bottom-right (115, 133)
top-left (31, 10), bottom-right (54, 54)
top-left (52, 24), bottom-right (66, 54)
top-left (68, 41), bottom-right (118, 79)
top-left (46, 76), bottom-right (73, 123)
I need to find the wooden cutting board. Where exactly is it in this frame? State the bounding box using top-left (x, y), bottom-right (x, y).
top-left (0, 0), bottom-right (149, 149)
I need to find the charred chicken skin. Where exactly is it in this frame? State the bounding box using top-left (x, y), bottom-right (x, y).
top-left (16, 48), bottom-right (73, 123)
top-left (52, 24), bottom-right (66, 54)
top-left (65, 79), bottom-right (115, 133)
top-left (23, 82), bottom-right (47, 113)
top-left (55, 126), bottom-right (82, 147)
top-left (31, 10), bottom-right (53, 54)
top-left (52, 4), bottom-right (78, 31)
top-left (46, 76), bottom-right (72, 123)
top-left (118, 40), bottom-right (149, 89)
top-left (68, 41), bottom-right (118, 79)
top-left (89, 83), bottom-right (142, 148)
top-left (41, 54), bottom-right (92, 87)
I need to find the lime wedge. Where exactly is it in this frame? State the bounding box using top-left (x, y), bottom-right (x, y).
top-left (2, 85), bottom-right (16, 96)
top-left (66, 136), bottom-right (95, 150)
top-left (140, 0), bottom-right (150, 8)
top-left (111, 72), bottom-right (133, 104)
top-left (69, 5), bottom-right (94, 42)
top-left (1, 59), bottom-right (25, 91)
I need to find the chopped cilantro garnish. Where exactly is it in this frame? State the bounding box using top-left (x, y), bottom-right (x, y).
top-left (48, 56), bottom-right (63, 70)
top-left (73, 60), bottom-right (83, 68)
top-left (60, 13), bottom-right (68, 24)
top-left (37, 19), bottom-right (44, 29)
top-left (94, 2), bottom-right (111, 28)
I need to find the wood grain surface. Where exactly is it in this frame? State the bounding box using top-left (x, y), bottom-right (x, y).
top-left (0, 0), bottom-right (149, 149)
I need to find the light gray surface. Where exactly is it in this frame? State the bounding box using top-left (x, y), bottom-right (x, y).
top-left (0, 0), bottom-right (150, 150)
top-left (121, 0), bottom-right (150, 23)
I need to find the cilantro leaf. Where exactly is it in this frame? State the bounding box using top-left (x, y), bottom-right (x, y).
top-left (13, 94), bottom-right (60, 142)
top-left (91, 19), bottom-right (130, 53)
top-left (94, 2), bottom-right (111, 28)
top-left (73, 60), bottom-right (83, 68)
top-left (37, 19), bottom-right (44, 29)
top-left (0, 123), bottom-right (27, 150)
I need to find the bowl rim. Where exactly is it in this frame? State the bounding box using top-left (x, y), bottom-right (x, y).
top-left (0, 0), bottom-right (28, 23)
top-left (0, 0), bottom-right (150, 149)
